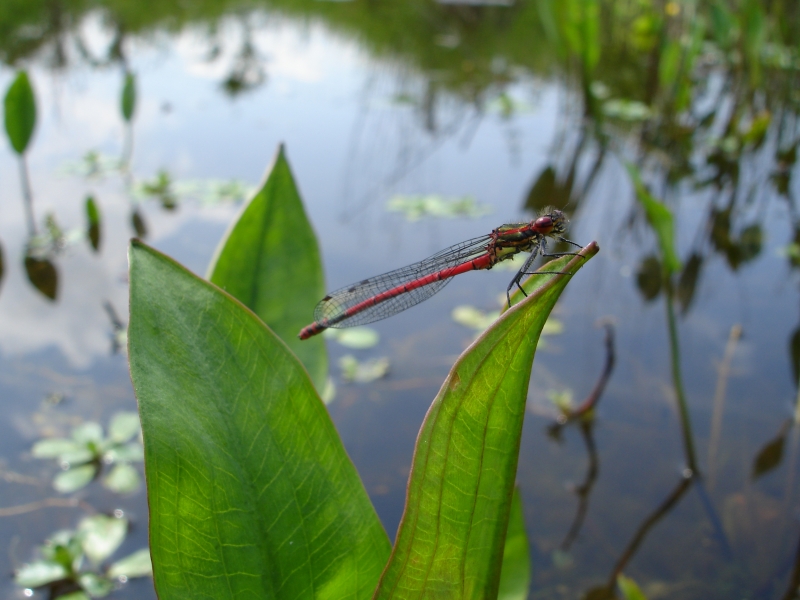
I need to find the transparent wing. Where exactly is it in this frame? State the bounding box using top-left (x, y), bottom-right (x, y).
top-left (315, 235), bottom-right (492, 328)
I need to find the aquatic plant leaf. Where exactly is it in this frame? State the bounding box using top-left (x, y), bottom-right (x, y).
top-left (31, 438), bottom-right (83, 459)
top-left (108, 549), bottom-right (153, 579)
top-left (338, 355), bottom-right (390, 383)
top-left (207, 145), bottom-right (328, 391)
top-left (372, 244), bottom-right (597, 599)
top-left (14, 560), bottom-right (68, 588)
top-left (325, 326), bottom-right (380, 349)
top-left (108, 412), bottom-right (140, 444)
top-left (121, 72), bottom-right (136, 123)
top-left (104, 443), bottom-right (144, 463)
top-left (85, 196), bottom-right (101, 252)
top-left (676, 253), bottom-right (703, 314)
top-left (128, 241), bottom-right (390, 600)
top-left (78, 572), bottom-right (115, 597)
top-left (497, 487), bottom-right (531, 600)
top-left (53, 464), bottom-right (97, 493)
top-left (59, 592), bottom-right (90, 600)
top-left (78, 515), bottom-right (128, 563)
top-left (627, 165), bottom-right (681, 274)
top-left (4, 71), bottom-right (36, 155)
top-left (103, 463), bottom-right (140, 494)
top-left (24, 256), bottom-right (58, 301)
top-left (72, 422), bottom-right (104, 444)
top-left (618, 574), bottom-right (648, 600)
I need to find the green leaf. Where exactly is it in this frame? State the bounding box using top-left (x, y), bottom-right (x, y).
top-left (78, 572), bottom-right (115, 597)
top-left (72, 422), bottom-right (104, 444)
top-left (53, 464), bottom-right (97, 493)
top-left (85, 195), bottom-right (101, 252)
top-left (325, 326), bottom-right (380, 349)
top-left (15, 560), bottom-right (68, 588)
top-left (121, 71), bottom-right (136, 123)
top-left (107, 412), bottom-right (140, 444)
top-left (207, 145), bottom-right (328, 390)
top-left (107, 549), bottom-right (153, 579)
top-left (497, 487), bottom-right (531, 600)
top-left (627, 165), bottom-right (681, 274)
top-left (4, 70), bottom-right (36, 155)
top-left (128, 240), bottom-right (390, 599)
top-left (103, 463), bottom-right (141, 494)
top-left (617, 574), bottom-right (648, 600)
top-left (373, 245), bottom-right (597, 599)
top-left (78, 514), bottom-right (128, 563)
top-left (31, 438), bottom-right (83, 459)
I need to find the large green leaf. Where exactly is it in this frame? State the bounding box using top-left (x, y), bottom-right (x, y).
top-left (373, 244), bottom-right (598, 599)
top-left (497, 487), bottom-right (531, 600)
top-left (128, 241), bottom-right (390, 600)
top-left (208, 145), bottom-right (327, 390)
top-left (627, 165), bottom-right (681, 274)
top-left (4, 70), bottom-right (36, 155)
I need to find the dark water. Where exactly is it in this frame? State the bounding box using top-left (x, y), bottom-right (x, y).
top-left (0, 2), bottom-right (799, 599)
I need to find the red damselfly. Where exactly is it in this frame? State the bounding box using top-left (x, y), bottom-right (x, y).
top-left (298, 209), bottom-right (583, 340)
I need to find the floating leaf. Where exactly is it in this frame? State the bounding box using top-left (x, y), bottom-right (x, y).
top-left (103, 463), bottom-right (141, 494)
top-left (108, 412), bottom-right (140, 444)
top-left (4, 70), bottom-right (36, 155)
top-left (121, 72), bottom-right (136, 123)
top-left (105, 443), bottom-right (144, 463)
top-left (339, 355), bottom-right (390, 383)
top-left (387, 194), bottom-right (492, 221)
top-left (207, 145), bottom-right (328, 390)
top-left (72, 422), bottom-right (104, 445)
top-left (24, 255), bottom-right (58, 301)
top-left (53, 464), bottom-right (97, 493)
top-left (32, 438), bottom-right (83, 459)
top-left (85, 196), bottom-right (101, 252)
top-left (497, 487), bottom-right (531, 600)
top-left (324, 326), bottom-right (380, 349)
top-left (78, 572), bottom-right (115, 597)
top-left (79, 514), bottom-right (128, 563)
top-left (108, 549), bottom-right (153, 579)
top-left (128, 240), bottom-right (390, 599)
top-left (452, 305), bottom-right (500, 331)
top-left (603, 99), bottom-right (652, 121)
top-left (14, 560), bottom-right (68, 588)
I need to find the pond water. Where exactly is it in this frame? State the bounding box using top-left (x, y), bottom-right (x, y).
top-left (0, 2), bottom-right (799, 599)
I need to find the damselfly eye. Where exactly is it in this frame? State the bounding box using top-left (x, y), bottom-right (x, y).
top-left (534, 216), bottom-right (553, 229)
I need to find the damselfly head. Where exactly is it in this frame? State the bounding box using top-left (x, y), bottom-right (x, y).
top-left (533, 209), bottom-right (568, 235)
